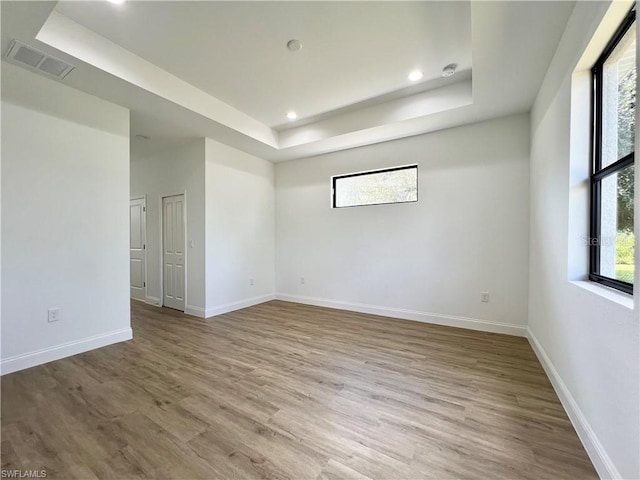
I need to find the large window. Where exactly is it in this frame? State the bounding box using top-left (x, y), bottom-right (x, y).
top-left (332, 165), bottom-right (418, 208)
top-left (591, 6), bottom-right (636, 294)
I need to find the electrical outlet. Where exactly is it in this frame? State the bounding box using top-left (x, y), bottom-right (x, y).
top-left (249, 278), bottom-right (254, 286)
top-left (481, 292), bottom-right (490, 303)
top-left (48, 308), bottom-right (60, 322)
top-left (300, 277), bottom-right (305, 284)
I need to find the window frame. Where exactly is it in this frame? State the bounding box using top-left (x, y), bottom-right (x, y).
top-left (589, 5), bottom-right (636, 295)
top-left (331, 164), bottom-right (418, 209)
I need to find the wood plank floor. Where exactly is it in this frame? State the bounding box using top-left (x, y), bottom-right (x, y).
top-left (1, 300), bottom-right (597, 479)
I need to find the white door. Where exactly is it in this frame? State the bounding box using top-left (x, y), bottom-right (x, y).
top-left (130, 198), bottom-right (146, 301)
top-left (162, 194), bottom-right (185, 311)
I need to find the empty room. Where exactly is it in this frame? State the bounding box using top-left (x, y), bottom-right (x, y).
top-left (1, 0), bottom-right (638, 479)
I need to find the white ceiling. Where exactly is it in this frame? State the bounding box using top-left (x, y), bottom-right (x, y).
top-left (0, 1), bottom-right (576, 162)
top-left (55, 1), bottom-right (472, 129)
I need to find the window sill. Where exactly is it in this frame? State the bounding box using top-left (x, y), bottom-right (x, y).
top-left (571, 280), bottom-right (634, 309)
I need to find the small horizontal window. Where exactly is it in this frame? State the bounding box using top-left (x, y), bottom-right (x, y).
top-left (332, 165), bottom-right (418, 208)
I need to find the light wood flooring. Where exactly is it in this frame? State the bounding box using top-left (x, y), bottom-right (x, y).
top-left (1, 300), bottom-right (597, 479)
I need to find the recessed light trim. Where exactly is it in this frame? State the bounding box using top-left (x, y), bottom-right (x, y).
top-left (106, 0), bottom-right (126, 5)
top-left (408, 70), bottom-right (423, 82)
top-left (286, 111), bottom-right (298, 120)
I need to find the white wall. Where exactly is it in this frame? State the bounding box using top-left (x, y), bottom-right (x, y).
top-left (130, 137), bottom-right (275, 318)
top-left (205, 138), bottom-right (275, 316)
top-left (130, 139), bottom-right (206, 315)
top-left (528, 2), bottom-right (639, 478)
top-left (1, 63), bottom-right (131, 374)
top-left (275, 114), bottom-right (530, 334)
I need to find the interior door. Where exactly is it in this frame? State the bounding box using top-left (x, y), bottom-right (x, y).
top-left (162, 194), bottom-right (185, 311)
top-left (130, 198), bottom-right (146, 301)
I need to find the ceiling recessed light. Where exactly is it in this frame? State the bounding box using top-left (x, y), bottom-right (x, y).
top-left (408, 70), bottom-right (423, 82)
top-left (106, 0), bottom-right (126, 5)
top-left (442, 64), bottom-right (457, 78)
top-left (286, 111), bottom-right (298, 120)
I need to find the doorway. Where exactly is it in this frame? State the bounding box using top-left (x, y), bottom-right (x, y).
top-left (162, 194), bottom-right (185, 311)
top-left (130, 197), bottom-right (146, 301)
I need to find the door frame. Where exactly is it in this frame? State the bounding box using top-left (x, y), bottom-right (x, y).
top-left (130, 196), bottom-right (147, 302)
top-left (159, 192), bottom-right (188, 312)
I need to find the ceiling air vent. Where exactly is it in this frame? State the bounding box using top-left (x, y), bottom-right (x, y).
top-left (5, 40), bottom-right (74, 79)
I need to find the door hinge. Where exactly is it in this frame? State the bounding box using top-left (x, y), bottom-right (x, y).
top-left (143, 206), bottom-right (146, 212)
top-left (143, 281), bottom-right (146, 287)
top-left (143, 244), bottom-right (146, 250)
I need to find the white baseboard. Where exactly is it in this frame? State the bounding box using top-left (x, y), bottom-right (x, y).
top-left (145, 296), bottom-right (161, 307)
top-left (0, 328), bottom-right (133, 376)
top-left (205, 294), bottom-right (276, 318)
top-left (275, 293), bottom-right (527, 337)
top-left (527, 329), bottom-right (620, 480)
top-left (185, 304), bottom-right (206, 318)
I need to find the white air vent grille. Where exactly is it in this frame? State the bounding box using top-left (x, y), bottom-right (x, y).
top-left (5, 40), bottom-right (74, 79)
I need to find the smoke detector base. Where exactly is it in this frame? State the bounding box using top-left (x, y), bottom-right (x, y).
top-left (442, 64), bottom-right (457, 78)
top-left (287, 39), bottom-right (302, 52)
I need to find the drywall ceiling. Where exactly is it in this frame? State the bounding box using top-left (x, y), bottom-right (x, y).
top-left (55, 1), bottom-right (472, 129)
top-left (0, 1), bottom-right (575, 162)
